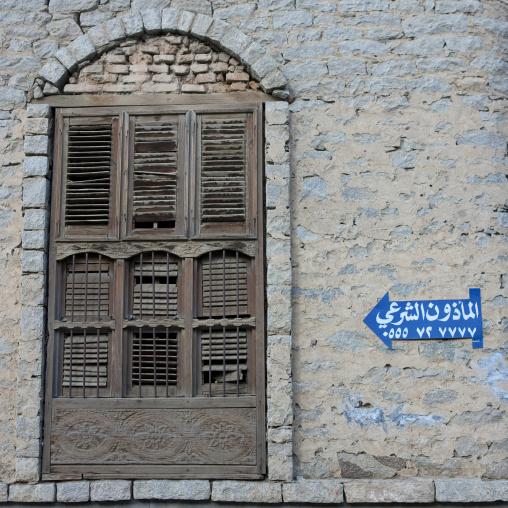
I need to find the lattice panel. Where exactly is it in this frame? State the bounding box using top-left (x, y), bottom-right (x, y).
top-left (200, 117), bottom-right (247, 224)
top-left (133, 119), bottom-right (179, 229)
top-left (62, 330), bottom-right (108, 397)
top-left (201, 251), bottom-right (248, 317)
top-left (131, 329), bottom-right (179, 397)
top-left (65, 123), bottom-right (112, 228)
top-left (201, 327), bottom-right (248, 396)
top-left (64, 254), bottom-right (110, 322)
top-left (132, 252), bottom-right (178, 319)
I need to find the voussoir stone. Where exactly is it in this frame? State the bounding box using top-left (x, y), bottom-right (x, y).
top-left (283, 480), bottom-right (344, 503)
top-left (134, 480), bottom-right (210, 500)
top-left (57, 482), bottom-right (90, 503)
top-left (344, 480), bottom-right (435, 503)
top-left (38, 59), bottom-right (68, 89)
top-left (212, 481), bottom-right (282, 503)
top-left (190, 12), bottom-right (213, 37)
top-left (67, 34), bottom-right (96, 63)
top-left (122, 12), bottom-right (144, 37)
top-left (9, 483), bottom-right (55, 503)
top-left (435, 480), bottom-right (508, 502)
top-left (90, 480), bottom-right (132, 502)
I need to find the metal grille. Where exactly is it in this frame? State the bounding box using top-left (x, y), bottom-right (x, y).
top-left (64, 253), bottom-right (110, 321)
top-left (131, 329), bottom-right (179, 397)
top-left (133, 252), bottom-right (178, 319)
top-left (62, 330), bottom-right (108, 397)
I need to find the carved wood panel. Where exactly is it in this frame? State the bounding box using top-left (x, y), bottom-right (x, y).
top-left (51, 407), bottom-right (256, 465)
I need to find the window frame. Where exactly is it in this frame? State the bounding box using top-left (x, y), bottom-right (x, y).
top-left (43, 102), bottom-right (266, 480)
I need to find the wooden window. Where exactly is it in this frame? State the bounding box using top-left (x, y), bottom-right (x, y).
top-left (44, 104), bottom-right (265, 479)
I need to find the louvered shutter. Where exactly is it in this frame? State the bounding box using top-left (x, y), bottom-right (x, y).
top-left (198, 113), bottom-right (251, 234)
top-left (46, 104), bottom-right (264, 479)
top-left (62, 116), bottom-right (120, 236)
top-left (129, 115), bottom-right (184, 233)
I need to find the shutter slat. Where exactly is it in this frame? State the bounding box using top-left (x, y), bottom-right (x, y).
top-left (133, 119), bottom-right (179, 228)
top-left (200, 117), bottom-right (247, 225)
top-left (65, 123), bottom-right (113, 229)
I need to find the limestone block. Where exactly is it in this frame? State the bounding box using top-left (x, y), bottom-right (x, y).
top-left (0, 483), bottom-right (6, 502)
top-left (266, 125), bottom-right (289, 164)
top-left (212, 481), bottom-right (282, 503)
top-left (267, 287), bottom-right (291, 335)
top-left (44, 83), bottom-right (60, 96)
top-left (268, 442), bottom-right (293, 481)
top-left (402, 14), bottom-right (468, 36)
top-left (162, 8), bottom-right (181, 31)
top-left (268, 426), bottom-right (292, 443)
top-left (20, 306), bottom-right (45, 342)
top-left (90, 481), bottom-right (132, 501)
top-left (9, 483), bottom-right (55, 503)
top-left (25, 119), bottom-right (50, 136)
top-left (172, 0), bottom-right (212, 15)
top-left (191, 13), bottom-right (213, 37)
top-left (121, 13), bottom-right (144, 37)
top-left (250, 54), bottom-right (279, 81)
top-left (22, 231), bottom-right (46, 250)
top-left (220, 29), bottom-right (251, 58)
top-left (344, 480), bottom-right (435, 503)
top-left (15, 457), bottom-right (40, 483)
top-left (16, 438), bottom-right (41, 459)
top-left (142, 8), bottom-right (162, 33)
top-left (436, 480), bottom-right (508, 502)
top-left (177, 11), bottom-right (195, 33)
top-left (265, 102), bottom-right (289, 126)
top-left (67, 35), bottom-right (97, 64)
top-left (24, 136), bottom-right (49, 156)
top-left (87, 24), bottom-right (112, 50)
top-left (16, 415), bottom-right (41, 439)
top-left (21, 274), bottom-right (46, 307)
top-left (261, 70), bottom-right (287, 93)
top-left (23, 157), bottom-right (49, 177)
top-left (240, 42), bottom-right (266, 68)
top-left (23, 178), bottom-right (49, 208)
top-left (0, 88), bottom-right (26, 110)
top-left (48, 0), bottom-right (98, 13)
top-left (106, 18), bottom-right (126, 41)
top-left (273, 11), bottom-right (313, 28)
top-left (284, 481), bottom-right (344, 503)
top-left (207, 19), bottom-right (229, 46)
top-left (38, 59), bottom-right (68, 89)
top-left (27, 104), bottom-right (51, 118)
top-left (21, 251), bottom-right (46, 273)
top-left (57, 482), bottom-right (90, 503)
top-left (134, 480), bottom-right (210, 500)
top-left (214, 4), bottom-right (257, 19)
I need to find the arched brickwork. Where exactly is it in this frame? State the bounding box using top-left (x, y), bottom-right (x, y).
top-left (34, 9), bottom-right (288, 98)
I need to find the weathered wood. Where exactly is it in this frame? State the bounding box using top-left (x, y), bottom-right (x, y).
top-left (34, 91), bottom-right (279, 108)
top-left (55, 240), bottom-right (257, 260)
top-left (193, 317), bottom-right (255, 328)
top-left (51, 407), bottom-right (257, 465)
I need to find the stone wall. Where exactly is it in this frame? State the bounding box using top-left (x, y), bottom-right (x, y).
top-left (0, 0), bottom-right (507, 502)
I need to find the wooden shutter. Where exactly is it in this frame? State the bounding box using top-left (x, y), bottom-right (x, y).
top-left (129, 115), bottom-right (184, 234)
top-left (45, 104), bottom-right (265, 480)
top-left (62, 116), bottom-right (119, 236)
top-left (198, 114), bottom-right (250, 234)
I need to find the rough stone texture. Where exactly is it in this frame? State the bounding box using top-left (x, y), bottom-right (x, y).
top-left (57, 481), bottom-right (90, 503)
top-left (344, 480), bottom-right (435, 503)
top-left (90, 480), bottom-right (132, 501)
top-left (212, 481), bottom-right (282, 503)
top-left (435, 480), bottom-right (508, 502)
top-left (283, 480), bottom-right (344, 503)
top-left (0, 483), bottom-right (6, 502)
top-left (134, 480), bottom-right (210, 500)
top-left (9, 484), bottom-right (55, 503)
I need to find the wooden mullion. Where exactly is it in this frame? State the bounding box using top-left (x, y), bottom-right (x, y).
top-left (120, 112), bottom-right (130, 239)
top-left (181, 258), bottom-right (194, 397)
top-left (111, 259), bottom-right (125, 397)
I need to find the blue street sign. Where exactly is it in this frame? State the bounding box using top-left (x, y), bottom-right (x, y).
top-left (364, 288), bottom-right (483, 349)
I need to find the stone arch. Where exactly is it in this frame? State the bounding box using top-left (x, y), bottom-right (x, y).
top-left (34, 8), bottom-right (288, 99)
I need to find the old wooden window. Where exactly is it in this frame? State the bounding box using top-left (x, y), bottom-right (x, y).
top-left (43, 104), bottom-right (265, 479)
